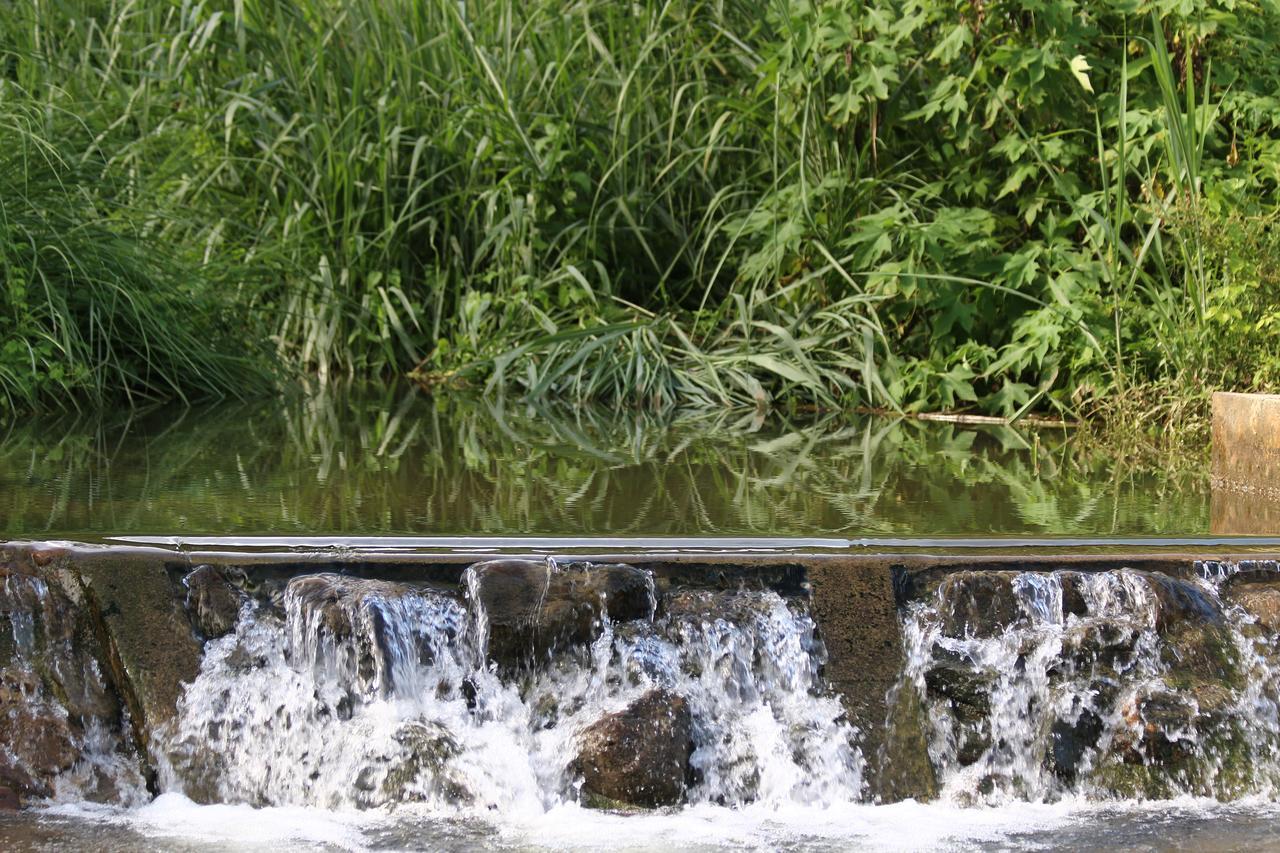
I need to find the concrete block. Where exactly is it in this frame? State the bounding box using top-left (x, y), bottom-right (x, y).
top-left (1212, 392), bottom-right (1280, 497)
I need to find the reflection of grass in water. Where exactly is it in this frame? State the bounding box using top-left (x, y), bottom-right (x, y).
top-left (0, 387), bottom-right (1209, 537)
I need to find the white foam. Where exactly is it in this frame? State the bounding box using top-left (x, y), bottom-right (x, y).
top-left (43, 793), bottom-right (369, 850)
top-left (490, 799), bottom-right (1081, 852)
top-left (37, 794), bottom-right (1280, 851)
top-left (37, 796), bottom-right (1086, 852)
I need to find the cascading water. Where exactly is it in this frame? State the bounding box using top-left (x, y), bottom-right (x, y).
top-left (157, 569), bottom-right (861, 813)
top-left (898, 563), bottom-right (1280, 804)
top-left (0, 572), bottom-right (145, 805)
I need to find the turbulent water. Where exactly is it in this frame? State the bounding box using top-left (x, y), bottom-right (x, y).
top-left (900, 562), bottom-right (1280, 804)
top-left (154, 573), bottom-right (859, 814)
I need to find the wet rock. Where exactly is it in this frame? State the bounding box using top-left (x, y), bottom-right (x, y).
top-left (288, 574), bottom-right (408, 642)
top-left (0, 699), bottom-right (77, 797)
top-left (1133, 571), bottom-right (1225, 633)
top-left (571, 689), bottom-right (693, 808)
top-left (921, 657), bottom-right (991, 766)
top-left (1158, 622), bottom-right (1241, 690)
top-left (73, 554), bottom-right (203, 758)
top-left (0, 785), bottom-right (18, 811)
top-left (468, 560), bottom-right (654, 667)
top-left (1058, 571), bottom-right (1090, 619)
top-left (1112, 572), bottom-right (1241, 690)
top-left (0, 559), bottom-right (137, 801)
top-left (286, 574), bottom-right (458, 694)
top-left (1047, 708), bottom-right (1103, 783)
top-left (923, 658), bottom-right (990, 724)
top-left (377, 720), bottom-right (470, 805)
top-left (661, 588), bottom-right (780, 625)
top-left (1118, 691), bottom-right (1199, 765)
top-left (183, 565), bottom-right (245, 640)
top-left (0, 567), bottom-right (117, 723)
top-left (935, 572), bottom-right (1020, 639)
top-left (1059, 621), bottom-right (1141, 672)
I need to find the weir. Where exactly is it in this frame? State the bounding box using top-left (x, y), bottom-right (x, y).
top-left (5, 538), bottom-right (1280, 815)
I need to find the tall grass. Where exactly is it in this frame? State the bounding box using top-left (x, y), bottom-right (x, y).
top-left (0, 100), bottom-right (276, 410)
top-left (2, 0), bottom-right (1278, 422)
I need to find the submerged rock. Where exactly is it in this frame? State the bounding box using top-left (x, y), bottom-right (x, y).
top-left (374, 719), bottom-right (471, 806)
top-left (467, 560), bottom-right (654, 667)
top-left (1047, 708), bottom-right (1103, 783)
top-left (1058, 621), bottom-right (1141, 673)
top-left (183, 565), bottom-right (245, 640)
top-left (923, 655), bottom-right (992, 766)
top-left (571, 689), bottom-right (693, 808)
top-left (923, 656), bottom-right (990, 724)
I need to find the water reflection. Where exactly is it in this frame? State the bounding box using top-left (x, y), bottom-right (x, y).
top-left (0, 385), bottom-right (1209, 537)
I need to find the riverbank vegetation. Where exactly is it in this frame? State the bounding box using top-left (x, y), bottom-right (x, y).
top-left (2, 0), bottom-right (1277, 431)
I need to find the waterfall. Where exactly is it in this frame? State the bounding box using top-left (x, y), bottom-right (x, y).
top-left (0, 572), bottom-right (146, 804)
top-left (899, 564), bottom-right (1280, 803)
top-left (158, 573), bottom-right (861, 811)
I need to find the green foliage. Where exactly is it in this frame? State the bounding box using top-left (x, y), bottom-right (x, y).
top-left (0, 100), bottom-right (276, 410)
top-left (1, 0), bottom-right (1278, 420)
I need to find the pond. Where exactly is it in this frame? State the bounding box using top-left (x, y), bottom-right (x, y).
top-left (0, 383), bottom-right (1210, 540)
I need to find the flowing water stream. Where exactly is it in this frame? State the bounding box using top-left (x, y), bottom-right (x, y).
top-left (900, 561), bottom-right (1280, 805)
top-left (157, 573), bottom-right (857, 813)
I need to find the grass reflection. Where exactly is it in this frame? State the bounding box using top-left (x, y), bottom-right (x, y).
top-left (0, 386), bottom-right (1208, 537)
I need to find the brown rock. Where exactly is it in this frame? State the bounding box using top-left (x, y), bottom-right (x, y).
top-left (72, 554), bottom-right (203, 763)
top-left (1132, 571), bottom-right (1225, 634)
top-left (0, 559), bottom-right (135, 800)
top-left (660, 589), bottom-right (779, 625)
top-left (935, 571), bottom-right (1021, 639)
top-left (807, 557), bottom-right (935, 804)
top-left (0, 785), bottom-right (18, 810)
top-left (31, 548), bottom-right (67, 568)
top-left (286, 574), bottom-right (458, 694)
top-left (0, 703), bottom-right (77, 795)
top-left (1224, 577), bottom-right (1280, 633)
top-left (287, 574), bottom-right (415, 642)
top-left (571, 689), bottom-right (692, 808)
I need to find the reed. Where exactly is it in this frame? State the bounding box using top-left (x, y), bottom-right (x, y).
top-left (0, 102), bottom-right (276, 410)
top-left (1, 0), bottom-right (1276, 424)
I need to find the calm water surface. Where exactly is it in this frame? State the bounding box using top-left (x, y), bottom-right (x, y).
top-left (0, 384), bottom-right (1209, 539)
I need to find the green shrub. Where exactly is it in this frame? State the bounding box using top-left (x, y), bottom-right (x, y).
top-left (0, 101), bottom-right (276, 410)
top-left (1, 0), bottom-right (1278, 421)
